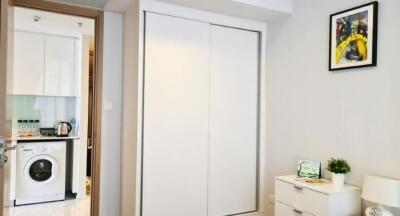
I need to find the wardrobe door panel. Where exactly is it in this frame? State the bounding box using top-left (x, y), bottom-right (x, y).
top-left (208, 25), bottom-right (259, 216)
top-left (142, 12), bottom-right (210, 216)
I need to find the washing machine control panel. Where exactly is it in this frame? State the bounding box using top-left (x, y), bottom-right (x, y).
top-left (19, 142), bottom-right (65, 155)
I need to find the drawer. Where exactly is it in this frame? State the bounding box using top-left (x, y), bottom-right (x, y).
top-left (275, 201), bottom-right (314, 216)
top-left (275, 180), bottom-right (329, 215)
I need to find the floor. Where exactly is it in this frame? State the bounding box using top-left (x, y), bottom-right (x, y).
top-left (3, 196), bottom-right (91, 216)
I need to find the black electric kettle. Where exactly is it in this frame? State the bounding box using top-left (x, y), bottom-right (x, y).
top-left (56, 122), bottom-right (72, 137)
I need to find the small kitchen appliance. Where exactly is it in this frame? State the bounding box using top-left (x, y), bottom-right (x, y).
top-left (56, 122), bottom-right (72, 137)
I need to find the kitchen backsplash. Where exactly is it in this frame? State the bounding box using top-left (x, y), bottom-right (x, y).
top-left (12, 95), bottom-right (76, 129)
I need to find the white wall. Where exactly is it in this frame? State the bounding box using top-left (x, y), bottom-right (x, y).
top-left (77, 35), bottom-right (90, 198)
top-left (100, 11), bottom-right (123, 216)
top-left (105, 0), bottom-right (136, 13)
top-left (120, 1), bottom-right (140, 215)
top-left (266, 0), bottom-right (400, 215)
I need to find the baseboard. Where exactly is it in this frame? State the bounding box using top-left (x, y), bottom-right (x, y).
top-left (15, 194), bottom-right (65, 206)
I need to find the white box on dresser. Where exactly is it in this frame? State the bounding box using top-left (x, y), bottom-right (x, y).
top-left (275, 175), bottom-right (361, 216)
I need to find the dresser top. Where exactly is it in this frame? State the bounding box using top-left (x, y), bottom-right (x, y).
top-left (276, 175), bottom-right (361, 195)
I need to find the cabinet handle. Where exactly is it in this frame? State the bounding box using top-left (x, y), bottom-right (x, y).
top-left (293, 208), bottom-right (303, 214)
top-left (5, 146), bottom-right (16, 152)
top-left (293, 185), bottom-right (303, 191)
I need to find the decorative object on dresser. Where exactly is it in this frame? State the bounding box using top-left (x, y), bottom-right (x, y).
top-left (297, 159), bottom-right (322, 179)
top-left (362, 175), bottom-right (400, 216)
top-left (275, 175), bottom-right (361, 216)
top-left (327, 157), bottom-right (351, 187)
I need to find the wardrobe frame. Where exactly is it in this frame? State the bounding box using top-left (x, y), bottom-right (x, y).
top-left (136, 1), bottom-right (268, 215)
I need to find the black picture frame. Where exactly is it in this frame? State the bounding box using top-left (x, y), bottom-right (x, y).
top-left (329, 2), bottom-right (378, 71)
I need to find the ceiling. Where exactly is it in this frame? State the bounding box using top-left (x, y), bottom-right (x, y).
top-left (52, 0), bottom-right (111, 9)
top-left (155, 0), bottom-right (292, 21)
top-left (15, 6), bottom-right (95, 36)
top-left (52, 0), bottom-right (136, 13)
top-left (48, 0), bottom-right (292, 18)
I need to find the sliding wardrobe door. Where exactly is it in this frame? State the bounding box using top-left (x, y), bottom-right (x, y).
top-left (208, 25), bottom-right (259, 216)
top-left (142, 12), bottom-right (210, 216)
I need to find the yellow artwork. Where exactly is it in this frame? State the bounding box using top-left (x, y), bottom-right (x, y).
top-left (329, 2), bottom-right (378, 71)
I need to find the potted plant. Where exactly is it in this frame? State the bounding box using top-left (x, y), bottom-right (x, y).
top-left (327, 158), bottom-right (351, 187)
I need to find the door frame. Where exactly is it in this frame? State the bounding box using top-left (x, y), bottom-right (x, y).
top-left (1, 1), bottom-right (104, 216)
top-left (0, 0), bottom-right (10, 213)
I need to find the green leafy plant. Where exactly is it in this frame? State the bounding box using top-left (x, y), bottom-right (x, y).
top-left (327, 158), bottom-right (351, 174)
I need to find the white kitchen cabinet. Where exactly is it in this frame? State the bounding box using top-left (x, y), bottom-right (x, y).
top-left (13, 31), bottom-right (45, 95)
top-left (44, 35), bottom-right (76, 97)
top-left (208, 25), bottom-right (259, 216)
top-left (13, 31), bottom-right (77, 96)
top-left (275, 175), bottom-right (361, 216)
top-left (142, 12), bottom-right (210, 216)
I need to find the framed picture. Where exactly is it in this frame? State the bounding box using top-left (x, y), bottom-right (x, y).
top-left (297, 159), bottom-right (322, 179)
top-left (329, 2), bottom-right (378, 71)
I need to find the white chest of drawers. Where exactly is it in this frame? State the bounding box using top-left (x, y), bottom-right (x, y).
top-left (275, 175), bottom-right (361, 216)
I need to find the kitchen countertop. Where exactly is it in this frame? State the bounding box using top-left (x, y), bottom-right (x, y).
top-left (9, 135), bottom-right (80, 141)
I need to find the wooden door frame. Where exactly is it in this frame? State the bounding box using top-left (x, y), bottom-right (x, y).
top-left (5, 1), bottom-right (104, 216)
top-left (0, 0), bottom-right (9, 214)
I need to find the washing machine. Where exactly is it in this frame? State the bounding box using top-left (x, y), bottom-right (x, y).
top-left (15, 141), bottom-right (66, 205)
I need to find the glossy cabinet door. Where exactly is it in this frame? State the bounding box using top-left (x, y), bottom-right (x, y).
top-left (142, 12), bottom-right (210, 216)
top-left (208, 25), bottom-right (259, 216)
top-left (44, 35), bottom-right (76, 97)
top-left (13, 31), bottom-right (45, 95)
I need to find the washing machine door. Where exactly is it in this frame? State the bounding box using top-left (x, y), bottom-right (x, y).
top-left (24, 155), bottom-right (59, 184)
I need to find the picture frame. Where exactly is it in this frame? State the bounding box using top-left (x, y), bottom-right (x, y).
top-left (329, 2), bottom-right (378, 71)
top-left (297, 159), bottom-right (322, 179)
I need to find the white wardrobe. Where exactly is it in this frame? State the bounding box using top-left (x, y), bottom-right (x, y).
top-left (142, 12), bottom-right (260, 216)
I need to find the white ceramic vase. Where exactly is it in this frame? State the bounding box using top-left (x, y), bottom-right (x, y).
top-left (331, 173), bottom-right (345, 187)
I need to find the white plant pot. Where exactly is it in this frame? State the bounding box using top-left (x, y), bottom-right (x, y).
top-left (331, 173), bottom-right (345, 187)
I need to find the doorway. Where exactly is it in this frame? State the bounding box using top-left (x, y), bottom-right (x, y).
top-left (0, 1), bottom-right (103, 216)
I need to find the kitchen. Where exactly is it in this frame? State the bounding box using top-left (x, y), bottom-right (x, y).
top-left (3, 6), bottom-right (95, 216)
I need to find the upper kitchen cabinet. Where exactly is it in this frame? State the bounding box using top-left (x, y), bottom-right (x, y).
top-left (13, 31), bottom-right (77, 97)
top-left (44, 35), bottom-right (76, 97)
top-left (13, 31), bottom-right (45, 96)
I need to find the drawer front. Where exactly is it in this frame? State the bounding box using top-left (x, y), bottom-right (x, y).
top-left (275, 201), bottom-right (314, 216)
top-left (275, 180), bottom-right (329, 215)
